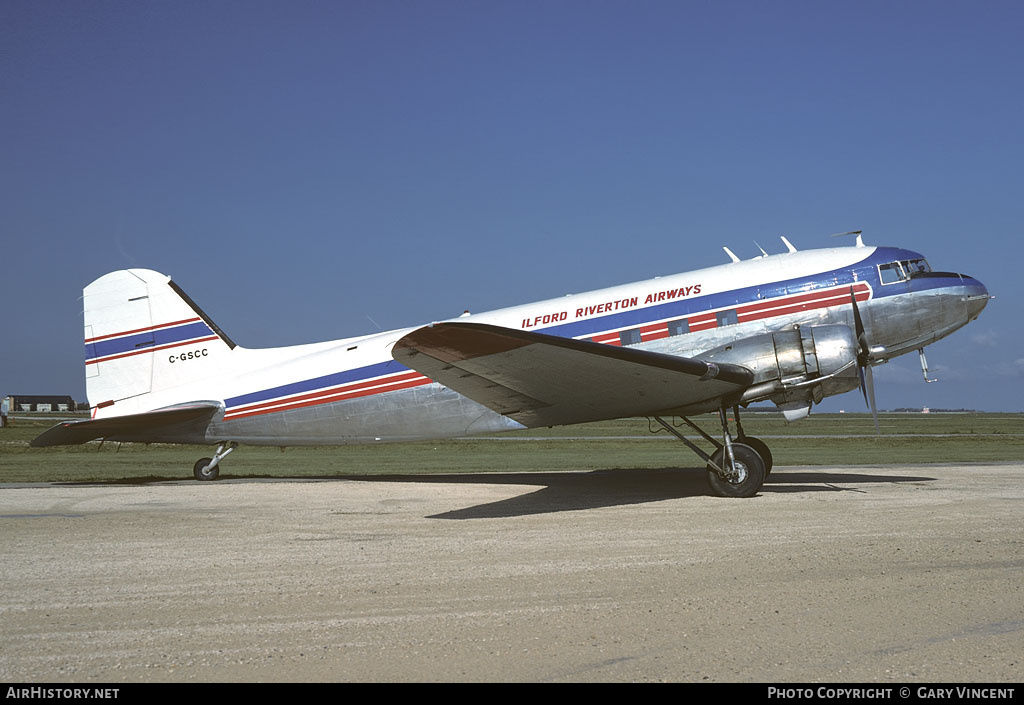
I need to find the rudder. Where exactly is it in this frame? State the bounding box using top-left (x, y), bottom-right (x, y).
top-left (84, 269), bottom-right (234, 413)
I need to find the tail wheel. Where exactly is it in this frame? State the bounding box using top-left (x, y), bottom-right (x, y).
top-left (706, 443), bottom-right (765, 498)
top-left (193, 458), bottom-right (219, 481)
top-left (738, 435), bottom-right (773, 476)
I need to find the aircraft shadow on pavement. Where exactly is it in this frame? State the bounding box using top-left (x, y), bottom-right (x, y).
top-left (338, 467), bottom-right (937, 519)
top-left (55, 467), bottom-right (935, 519)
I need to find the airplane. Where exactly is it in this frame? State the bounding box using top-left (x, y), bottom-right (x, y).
top-left (32, 233), bottom-right (990, 497)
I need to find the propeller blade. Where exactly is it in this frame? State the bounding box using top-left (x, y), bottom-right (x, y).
top-left (849, 285), bottom-right (879, 433)
top-left (864, 363), bottom-right (880, 434)
top-left (849, 287), bottom-right (865, 343)
top-left (849, 287), bottom-right (873, 363)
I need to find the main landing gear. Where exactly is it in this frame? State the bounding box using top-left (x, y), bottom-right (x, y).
top-left (651, 405), bottom-right (772, 498)
top-left (193, 441), bottom-right (238, 481)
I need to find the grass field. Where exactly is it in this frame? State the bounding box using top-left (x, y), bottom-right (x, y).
top-left (2, 411), bottom-right (1022, 484)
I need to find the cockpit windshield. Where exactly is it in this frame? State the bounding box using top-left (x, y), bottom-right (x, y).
top-left (905, 258), bottom-right (931, 276)
top-left (878, 258), bottom-right (931, 284)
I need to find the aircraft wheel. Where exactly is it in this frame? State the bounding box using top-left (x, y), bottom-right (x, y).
top-left (738, 435), bottom-right (773, 476)
top-left (706, 443), bottom-right (765, 498)
top-left (193, 457), bottom-right (219, 481)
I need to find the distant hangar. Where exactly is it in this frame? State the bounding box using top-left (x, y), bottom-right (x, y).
top-left (2, 395), bottom-right (81, 413)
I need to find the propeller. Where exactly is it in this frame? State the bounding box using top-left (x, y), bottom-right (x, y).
top-left (849, 286), bottom-right (880, 433)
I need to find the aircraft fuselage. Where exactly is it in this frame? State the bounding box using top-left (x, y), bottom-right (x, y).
top-left (175, 244), bottom-right (986, 445)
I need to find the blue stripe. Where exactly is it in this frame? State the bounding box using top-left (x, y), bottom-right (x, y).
top-left (536, 247), bottom-right (928, 339)
top-left (225, 246), bottom-right (963, 413)
top-left (225, 360), bottom-right (411, 409)
top-left (86, 321), bottom-right (214, 361)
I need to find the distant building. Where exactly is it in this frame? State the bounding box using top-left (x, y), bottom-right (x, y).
top-left (2, 395), bottom-right (78, 413)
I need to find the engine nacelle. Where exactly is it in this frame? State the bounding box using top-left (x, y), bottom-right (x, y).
top-left (695, 325), bottom-right (861, 411)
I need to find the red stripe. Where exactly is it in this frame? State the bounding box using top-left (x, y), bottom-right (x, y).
top-left (585, 284), bottom-right (870, 345)
top-left (85, 335), bottom-right (219, 365)
top-left (640, 327), bottom-right (670, 342)
top-left (85, 317), bottom-right (202, 343)
top-left (230, 283), bottom-right (874, 419)
top-left (224, 376), bottom-right (431, 420)
top-left (738, 288), bottom-right (869, 323)
top-left (225, 371), bottom-right (426, 417)
top-left (737, 284), bottom-right (868, 317)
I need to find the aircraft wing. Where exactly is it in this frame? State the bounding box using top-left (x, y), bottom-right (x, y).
top-left (31, 402), bottom-right (220, 447)
top-left (392, 322), bottom-right (753, 427)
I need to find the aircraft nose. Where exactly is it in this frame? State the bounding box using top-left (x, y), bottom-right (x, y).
top-left (962, 275), bottom-right (990, 320)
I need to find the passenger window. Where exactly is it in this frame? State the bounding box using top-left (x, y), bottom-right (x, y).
top-left (668, 319), bottom-right (690, 336)
top-left (620, 329), bottom-right (641, 346)
top-left (716, 310), bottom-right (738, 327)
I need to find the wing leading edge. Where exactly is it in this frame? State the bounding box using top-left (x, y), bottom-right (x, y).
top-left (392, 322), bottom-right (754, 427)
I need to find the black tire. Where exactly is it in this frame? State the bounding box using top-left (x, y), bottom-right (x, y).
top-left (706, 443), bottom-right (765, 498)
top-left (738, 435), bottom-right (773, 476)
top-left (193, 457), bottom-right (219, 481)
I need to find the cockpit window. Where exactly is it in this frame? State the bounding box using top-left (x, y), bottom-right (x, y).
top-left (879, 261), bottom-right (905, 284)
top-left (879, 258), bottom-right (931, 284)
top-left (905, 258), bottom-right (931, 276)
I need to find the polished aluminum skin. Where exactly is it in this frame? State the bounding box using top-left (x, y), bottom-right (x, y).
top-left (198, 264), bottom-right (988, 446)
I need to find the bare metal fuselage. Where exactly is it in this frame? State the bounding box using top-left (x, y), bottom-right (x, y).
top-left (175, 244), bottom-right (987, 446)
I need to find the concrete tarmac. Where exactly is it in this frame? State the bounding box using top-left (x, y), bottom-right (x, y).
top-left (1, 464), bottom-right (1022, 683)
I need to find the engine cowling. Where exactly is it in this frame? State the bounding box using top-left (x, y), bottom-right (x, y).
top-left (695, 325), bottom-right (861, 413)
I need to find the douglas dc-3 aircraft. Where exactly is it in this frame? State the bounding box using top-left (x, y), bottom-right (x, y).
top-left (33, 233), bottom-right (990, 497)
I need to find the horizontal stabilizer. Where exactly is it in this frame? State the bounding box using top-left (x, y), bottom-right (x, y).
top-left (393, 322), bottom-right (753, 427)
top-left (31, 402), bottom-right (220, 447)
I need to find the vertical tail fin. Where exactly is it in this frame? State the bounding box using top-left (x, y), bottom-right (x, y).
top-left (84, 269), bottom-right (234, 413)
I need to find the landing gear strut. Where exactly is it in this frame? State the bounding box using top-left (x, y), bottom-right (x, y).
top-left (652, 407), bottom-right (768, 498)
top-left (733, 405), bottom-right (773, 476)
top-left (193, 441), bottom-right (238, 481)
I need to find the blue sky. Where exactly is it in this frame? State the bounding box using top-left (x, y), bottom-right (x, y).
top-left (2, 1), bottom-right (1021, 412)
